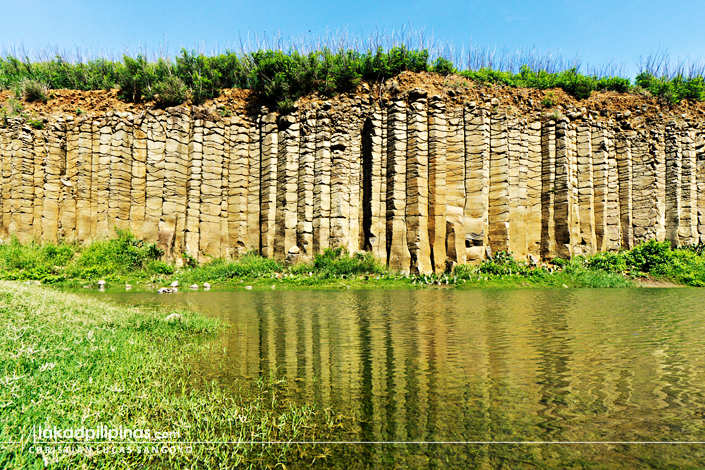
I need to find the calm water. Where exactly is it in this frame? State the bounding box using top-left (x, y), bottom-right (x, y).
top-left (93, 288), bottom-right (705, 468)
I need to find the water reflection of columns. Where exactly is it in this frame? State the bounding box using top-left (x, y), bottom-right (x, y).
top-left (530, 291), bottom-right (577, 440)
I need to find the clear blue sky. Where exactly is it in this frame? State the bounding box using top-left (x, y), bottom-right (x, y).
top-left (2, 0), bottom-right (704, 77)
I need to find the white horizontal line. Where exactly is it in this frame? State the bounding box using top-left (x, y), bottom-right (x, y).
top-left (26, 441), bottom-right (705, 445)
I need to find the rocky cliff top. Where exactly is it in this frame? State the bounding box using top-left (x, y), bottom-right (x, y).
top-left (3, 71), bottom-right (705, 127)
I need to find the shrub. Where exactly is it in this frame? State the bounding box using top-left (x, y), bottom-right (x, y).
top-left (627, 239), bottom-right (672, 273)
top-left (153, 75), bottom-right (188, 107)
top-left (15, 77), bottom-right (49, 102)
top-left (309, 247), bottom-right (385, 278)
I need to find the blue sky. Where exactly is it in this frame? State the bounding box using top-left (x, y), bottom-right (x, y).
top-left (2, 0), bottom-right (704, 77)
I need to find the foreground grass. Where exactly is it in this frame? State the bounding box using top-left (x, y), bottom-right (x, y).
top-left (0, 281), bottom-right (349, 469)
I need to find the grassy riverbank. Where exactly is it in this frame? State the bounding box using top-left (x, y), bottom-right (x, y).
top-left (0, 280), bottom-right (352, 469)
top-left (1, 231), bottom-right (704, 289)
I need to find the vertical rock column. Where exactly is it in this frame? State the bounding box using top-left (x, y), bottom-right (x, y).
top-left (525, 121), bottom-right (543, 257)
top-left (61, 119), bottom-right (78, 241)
top-left (246, 113), bottom-right (261, 251)
top-left (129, 117), bottom-right (147, 240)
top-left (297, 111), bottom-right (316, 260)
top-left (363, 110), bottom-right (387, 261)
top-left (427, 95), bottom-right (447, 272)
top-left (330, 116), bottom-right (351, 250)
top-left (43, 122), bottom-right (65, 243)
top-left (554, 118), bottom-right (574, 258)
top-left (348, 112), bottom-right (363, 255)
top-left (142, 112), bottom-right (166, 245)
top-left (96, 118), bottom-right (112, 238)
top-left (260, 109), bottom-right (278, 259)
top-left (312, 107), bottom-right (331, 254)
top-left (616, 134), bottom-right (634, 249)
top-left (653, 130), bottom-right (667, 242)
top-left (605, 129), bottom-right (622, 250)
top-left (631, 136), bottom-right (657, 244)
top-left (12, 125), bottom-right (37, 242)
top-left (160, 109), bottom-right (190, 262)
top-left (274, 114), bottom-right (299, 259)
top-left (32, 127), bottom-right (46, 241)
top-left (184, 115), bottom-right (203, 259)
top-left (228, 115), bottom-right (252, 257)
top-left (681, 130), bottom-right (698, 244)
top-left (386, 99), bottom-right (410, 272)
top-left (200, 117), bottom-right (227, 258)
top-left (508, 118), bottom-right (527, 259)
top-left (108, 116), bottom-right (133, 233)
top-left (697, 132), bottom-right (705, 243)
top-left (665, 126), bottom-right (682, 246)
top-left (75, 119), bottom-right (94, 242)
top-left (0, 127), bottom-right (11, 238)
top-left (487, 111), bottom-right (510, 254)
top-left (405, 91), bottom-right (432, 274)
top-left (444, 106), bottom-right (466, 265)
top-left (591, 126), bottom-right (609, 251)
top-left (540, 119), bottom-right (557, 259)
top-left (576, 124), bottom-right (596, 254)
top-left (464, 106), bottom-right (490, 262)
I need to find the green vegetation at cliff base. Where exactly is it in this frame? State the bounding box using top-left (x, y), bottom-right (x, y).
top-left (1, 231), bottom-right (703, 289)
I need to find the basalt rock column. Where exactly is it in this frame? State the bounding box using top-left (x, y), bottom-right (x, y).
top-left (525, 121), bottom-right (543, 257)
top-left (681, 130), bottom-right (698, 244)
top-left (554, 118), bottom-right (574, 258)
top-left (540, 120), bottom-right (556, 259)
top-left (32, 126), bottom-right (47, 241)
top-left (227, 115), bottom-right (251, 257)
top-left (184, 114), bottom-right (203, 258)
top-left (405, 91), bottom-right (432, 274)
top-left (129, 116), bottom-right (147, 240)
top-left (576, 124), bottom-right (596, 254)
top-left (297, 111), bottom-right (316, 260)
top-left (160, 108), bottom-right (190, 263)
top-left (487, 111), bottom-right (510, 254)
top-left (362, 110), bottom-right (387, 262)
top-left (143, 112), bottom-right (166, 246)
top-left (313, 107), bottom-right (331, 254)
top-left (616, 135), bottom-right (634, 249)
top-left (428, 95), bottom-right (447, 273)
top-left (200, 117), bottom-right (227, 259)
top-left (508, 118), bottom-right (528, 259)
top-left (274, 114), bottom-right (299, 260)
top-left (43, 122), bottom-right (65, 243)
top-left (108, 115), bottom-right (133, 233)
top-left (386, 99), bottom-right (411, 273)
top-left (631, 135), bottom-right (657, 244)
top-left (445, 106), bottom-right (466, 265)
top-left (665, 126), bottom-right (682, 246)
top-left (464, 105), bottom-right (490, 262)
top-left (260, 109), bottom-right (278, 259)
top-left (330, 113), bottom-right (351, 251)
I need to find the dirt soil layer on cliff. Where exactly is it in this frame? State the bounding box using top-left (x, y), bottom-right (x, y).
top-left (3, 71), bottom-right (705, 122)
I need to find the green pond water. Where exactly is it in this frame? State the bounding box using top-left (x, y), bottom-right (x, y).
top-left (89, 288), bottom-right (705, 468)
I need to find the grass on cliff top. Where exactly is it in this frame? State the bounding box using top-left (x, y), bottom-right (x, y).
top-left (0, 280), bottom-right (356, 469)
top-left (1, 38), bottom-right (704, 111)
top-left (1, 230), bottom-right (703, 289)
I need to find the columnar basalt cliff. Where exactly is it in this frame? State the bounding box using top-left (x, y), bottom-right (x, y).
top-left (1, 77), bottom-right (704, 273)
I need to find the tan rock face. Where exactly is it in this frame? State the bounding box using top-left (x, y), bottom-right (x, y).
top-left (2, 97), bottom-right (704, 271)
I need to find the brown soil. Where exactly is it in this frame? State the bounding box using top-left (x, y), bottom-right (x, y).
top-left (3, 71), bottom-right (705, 122)
top-left (633, 277), bottom-right (682, 288)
